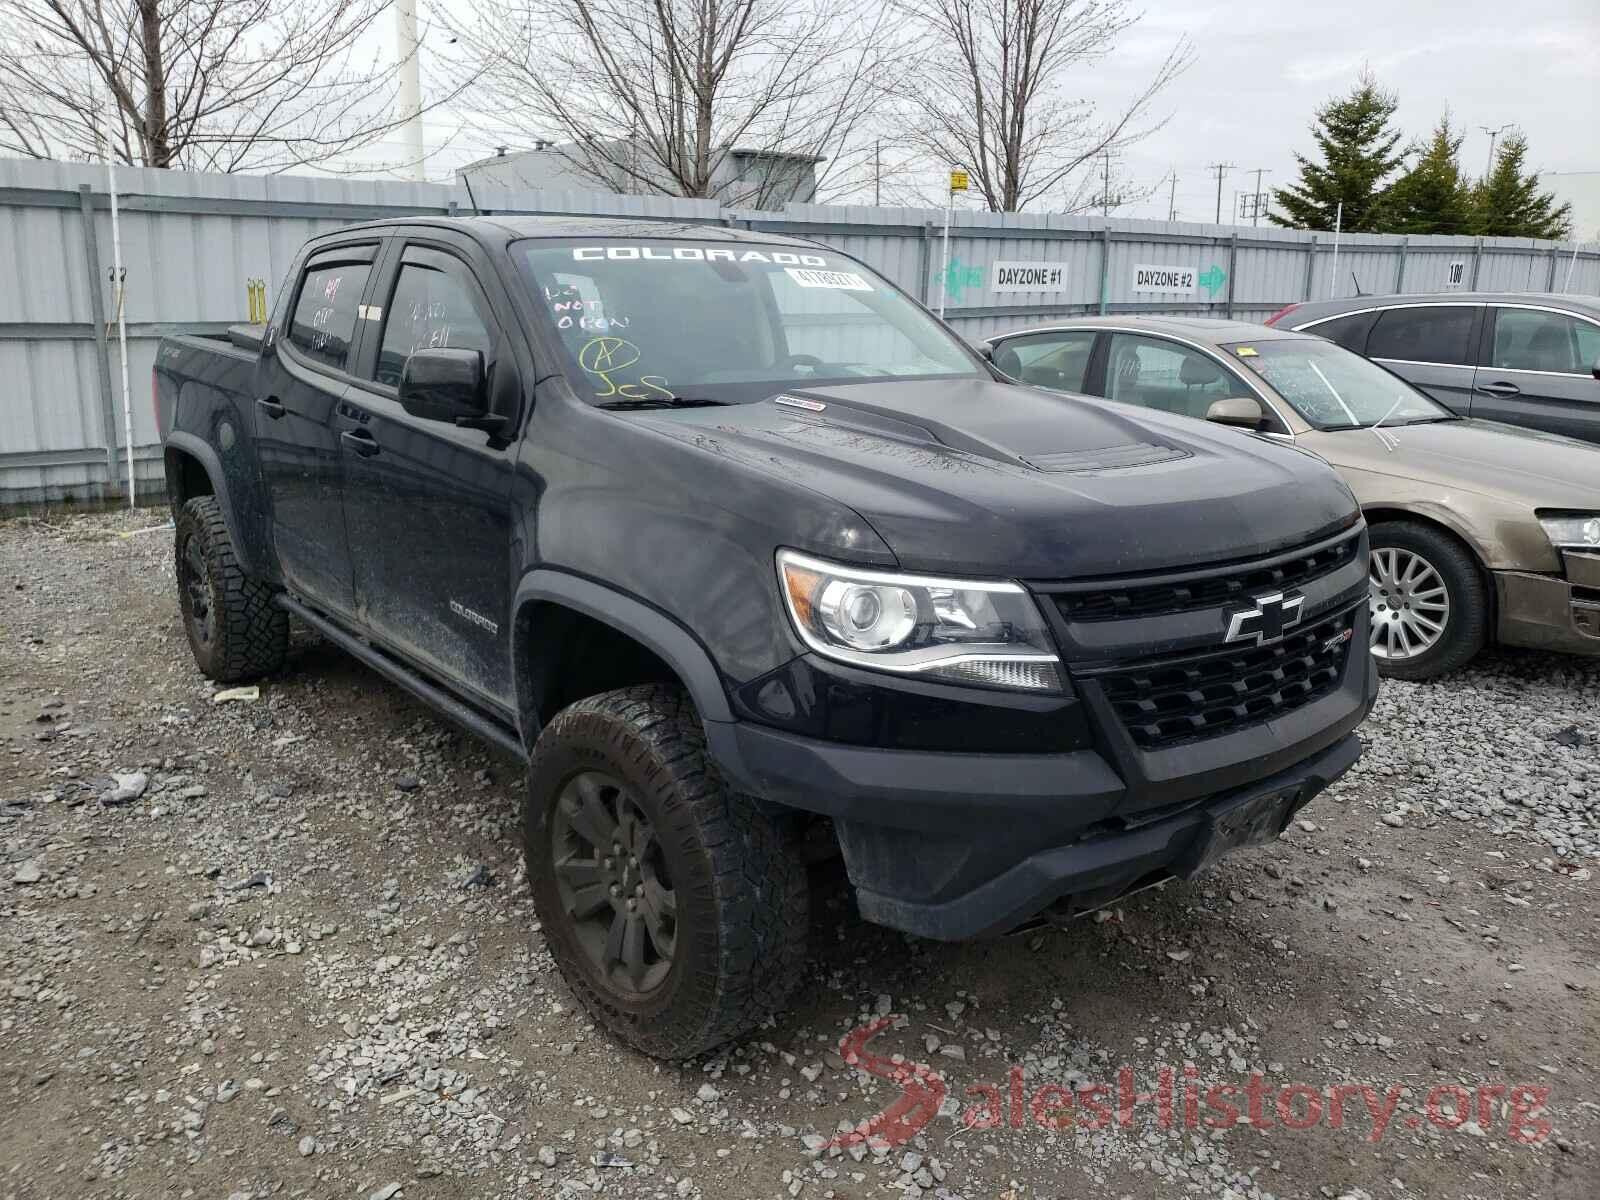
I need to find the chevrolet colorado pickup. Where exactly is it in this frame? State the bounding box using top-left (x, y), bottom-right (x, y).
top-left (156, 216), bottom-right (1377, 1057)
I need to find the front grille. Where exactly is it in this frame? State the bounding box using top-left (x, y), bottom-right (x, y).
top-left (1057, 533), bottom-right (1360, 622)
top-left (1096, 607), bottom-right (1357, 750)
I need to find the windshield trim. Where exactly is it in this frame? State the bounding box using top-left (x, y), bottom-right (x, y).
top-left (509, 235), bottom-right (990, 407)
top-left (1220, 337), bottom-right (1453, 431)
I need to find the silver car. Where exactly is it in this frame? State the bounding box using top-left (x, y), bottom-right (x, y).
top-left (984, 316), bottom-right (1600, 679)
top-left (1264, 292), bottom-right (1600, 447)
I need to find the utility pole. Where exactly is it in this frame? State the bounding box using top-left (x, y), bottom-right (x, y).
top-left (1479, 124), bottom-right (1513, 178)
top-left (1248, 167), bottom-right (1271, 226)
top-left (1102, 151), bottom-right (1113, 216)
top-left (874, 139), bottom-right (881, 207)
top-left (1208, 162), bottom-right (1234, 224)
top-left (1167, 170), bottom-right (1178, 222)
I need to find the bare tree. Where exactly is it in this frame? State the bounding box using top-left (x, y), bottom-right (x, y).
top-left (0, 0), bottom-right (463, 172)
top-left (890, 0), bottom-right (1191, 212)
top-left (441, 0), bottom-right (903, 208)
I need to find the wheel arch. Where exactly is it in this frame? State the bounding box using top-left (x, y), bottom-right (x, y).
top-left (511, 571), bottom-right (735, 749)
top-left (1362, 506), bottom-right (1499, 640)
top-left (163, 434), bottom-right (261, 577)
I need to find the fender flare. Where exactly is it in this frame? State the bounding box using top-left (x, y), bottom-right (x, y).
top-left (511, 570), bottom-right (735, 725)
top-left (163, 432), bottom-right (259, 578)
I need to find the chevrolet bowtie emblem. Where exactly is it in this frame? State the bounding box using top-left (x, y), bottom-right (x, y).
top-left (1225, 591), bottom-right (1306, 646)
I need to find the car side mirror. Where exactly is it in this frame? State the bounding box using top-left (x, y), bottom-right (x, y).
top-left (1592, 357), bottom-right (1600, 381)
top-left (399, 348), bottom-right (491, 427)
top-left (1206, 395), bottom-right (1266, 430)
top-left (968, 338), bottom-right (994, 362)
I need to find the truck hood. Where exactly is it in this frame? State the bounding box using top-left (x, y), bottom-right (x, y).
top-left (1304, 418), bottom-right (1600, 510)
top-left (631, 378), bottom-right (1358, 578)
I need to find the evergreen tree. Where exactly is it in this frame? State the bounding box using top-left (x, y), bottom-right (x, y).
top-left (1473, 133), bottom-right (1572, 239)
top-left (1386, 115), bottom-right (1474, 235)
top-left (1271, 71), bottom-right (1405, 232)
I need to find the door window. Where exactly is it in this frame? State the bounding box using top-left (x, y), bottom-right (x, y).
top-left (1491, 308), bottom-right (1600, 375)
top-left (287, 255), bottom-right (372, 371)
top-left (1103, 334), bottom-right (1256, 420)
top-left (991, 331), bottom-right (1095, 392)
top-left (375, 252), bottom-right (495, 388)
top-left (1366, 305), bottom-right (1476, 365)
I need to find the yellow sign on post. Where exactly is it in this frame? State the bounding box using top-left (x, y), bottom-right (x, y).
top-left (949, 169), bottom-right (968, 193)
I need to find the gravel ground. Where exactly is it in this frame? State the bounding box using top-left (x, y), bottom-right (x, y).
top-left (2, 507), bottom-right (1597, 1200)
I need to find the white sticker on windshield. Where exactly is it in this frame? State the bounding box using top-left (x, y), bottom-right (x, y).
top-left (785, 267), bottom-right (874, 292)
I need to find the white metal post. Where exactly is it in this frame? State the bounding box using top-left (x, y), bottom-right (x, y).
top-left (1562, 241), bottom-right (1582, 292)
top-left (396, 0), bottom-right (427, 181)
top-left (103, 96), bottom-right (135, 508)
top-left (1328, 202), bottom-right (1343, 299)
top-left (938, 197), bottom-right (951, 319)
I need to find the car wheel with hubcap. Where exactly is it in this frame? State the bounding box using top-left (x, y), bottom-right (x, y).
top-left (1367, 521), bottom-right (1486, 680)
top-left (526, 685), bottom-right (808, 1058)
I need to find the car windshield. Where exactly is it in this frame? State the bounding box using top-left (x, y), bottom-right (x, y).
top-left (514, 239), bottom-right (983, 405)
top-left (1222, 337), bottom-right (1455, 430)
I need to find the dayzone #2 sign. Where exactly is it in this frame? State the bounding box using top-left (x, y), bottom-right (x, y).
top-left (1132, 264), bottom-right (1198, 294)
top-left (991, 261), bottom-right (1068, 293)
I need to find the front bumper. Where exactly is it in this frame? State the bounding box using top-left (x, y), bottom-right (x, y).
top-left (1495, 557), bottom-right (1600, 656)
top-left (706, 629), bottom-right (1377, 940)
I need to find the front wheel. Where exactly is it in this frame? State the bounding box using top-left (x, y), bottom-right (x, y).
top-left (1367, 522), bottom-right (1486, 680)
top-left (525, 685), bottom-right (808, 1058)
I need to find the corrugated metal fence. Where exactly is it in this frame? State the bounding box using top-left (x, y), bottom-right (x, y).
top-left (3, 157), bottom-right (1597, 503)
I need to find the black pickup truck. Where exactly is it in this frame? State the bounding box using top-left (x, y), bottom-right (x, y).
top-left (156, 216), bottom-right (1377, 1057)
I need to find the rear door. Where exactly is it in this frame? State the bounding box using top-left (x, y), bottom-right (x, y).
top-left (1473, 305), bottom-right (1600, 445)
top-left (1362, 304), bottom-right (1482, 414)
top-left (336, 234), bottom-right (523, 708)
top-left (254, 240), bottom-right (381, 616)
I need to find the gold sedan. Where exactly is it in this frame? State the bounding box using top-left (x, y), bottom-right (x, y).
top-left (985, 317), bottom-right (1600, 679)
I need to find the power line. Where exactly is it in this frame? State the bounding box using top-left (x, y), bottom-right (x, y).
top-left (1207, 162), bottom-right (1234, 224)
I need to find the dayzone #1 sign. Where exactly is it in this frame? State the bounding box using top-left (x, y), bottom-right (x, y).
top-left (991, 261), bottom-right (1068, 293)
top-left (1132, 264), bottom-right (1198, 294)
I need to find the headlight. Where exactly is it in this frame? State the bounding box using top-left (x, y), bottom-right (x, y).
top-left (1538, 513), bottom-right (1600, 550)
top-left (776, 549), bottom-right (1063, 692)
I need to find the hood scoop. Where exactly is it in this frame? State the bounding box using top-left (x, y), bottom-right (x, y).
top-left (1022, 441), bottom-right (1192, 474)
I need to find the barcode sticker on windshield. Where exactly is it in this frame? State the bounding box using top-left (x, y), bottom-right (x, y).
top-left (785, 267), bottom-right (873, 292)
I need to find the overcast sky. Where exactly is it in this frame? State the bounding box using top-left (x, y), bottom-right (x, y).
top-left (1090, 0), bottom-right (1599, 222)
top-left (400, 0), bottom-right (1598, 223)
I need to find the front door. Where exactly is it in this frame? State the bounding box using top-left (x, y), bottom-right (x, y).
top-left (254, 242), bottom-right (380, 615)
top-left (1472, 306), bottom-right (1600, 445)
top-left (337, 238), bottom-right (521, 708)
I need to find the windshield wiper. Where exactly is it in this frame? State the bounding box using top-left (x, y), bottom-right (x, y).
top-left (598, 396), bottom-right (730, 411)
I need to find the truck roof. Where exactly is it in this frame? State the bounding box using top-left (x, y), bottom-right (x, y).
top-left (321, 213), bottom-right (823, 249)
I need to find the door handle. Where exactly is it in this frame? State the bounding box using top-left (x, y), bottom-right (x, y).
top-left (1475, 381), bottom-right (1521, 397)
top-left (341, 429), bottom-right (380, 457)
top-left (256, 397), bottom-right (286, 420)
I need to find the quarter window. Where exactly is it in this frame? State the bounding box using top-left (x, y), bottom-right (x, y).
top-left (1366, 305), bottom-right (1476, 366)
top-left (1491, 308), bottom-right (1599, 375)
top-left (991, 331), bottom-right (1095, 393)
top-left (1305, 311), bottom-right (1377, 353)
top-left (375, 253), bottom-right (495, 388)
top-left (287, 255), bottom-right (372, 371)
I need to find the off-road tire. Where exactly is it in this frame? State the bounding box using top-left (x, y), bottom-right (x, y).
top-left (526, 685), bottom-right (808, 1058)
top-left (175, 496), bottom-right (288, 682)
top-left (1368, 521), bottom-right (1487, 681)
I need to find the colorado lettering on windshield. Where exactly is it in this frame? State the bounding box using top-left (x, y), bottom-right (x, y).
top-left (572, 247), bottom-right (828, 266)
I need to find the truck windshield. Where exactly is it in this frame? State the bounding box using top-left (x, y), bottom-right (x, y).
top-left (515, 239), bottom-right (982, 405)
top-left (1223, 337), bottom-right (1456, 430)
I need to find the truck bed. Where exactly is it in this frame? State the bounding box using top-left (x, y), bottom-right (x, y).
top-left (154, 327), bottom-right (263, 440)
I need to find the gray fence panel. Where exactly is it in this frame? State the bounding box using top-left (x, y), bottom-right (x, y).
top-left (2, 157), bottom-right (1597, 503)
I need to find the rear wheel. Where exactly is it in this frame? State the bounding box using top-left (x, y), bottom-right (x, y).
top-left (1367, 521), bottom-right (1486, 680)
top-left (526, 685), bottom-right (808, 1058)
top-left (175, 496), bottom-right (287, 682)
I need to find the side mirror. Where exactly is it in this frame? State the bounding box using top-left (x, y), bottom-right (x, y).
top-left (968, 338), bottom-right (995, 362)
top-left (1206, 395), bottom-right (1266, 430)
top-left (1591, 357), bottom-right (1599, 381)
top-left (399, 348), bottom-right (489, 426)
